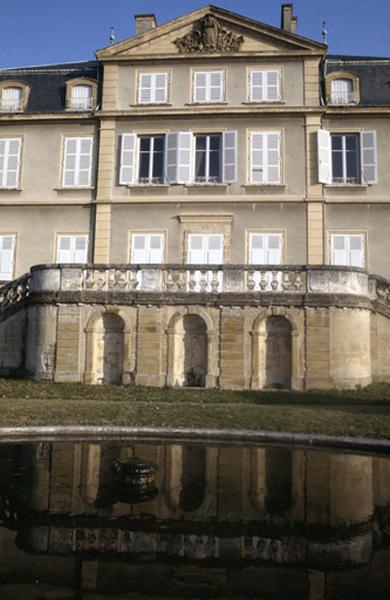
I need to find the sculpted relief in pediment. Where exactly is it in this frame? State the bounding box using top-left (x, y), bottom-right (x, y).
top-left (173, 16), bottom-right (244, 54)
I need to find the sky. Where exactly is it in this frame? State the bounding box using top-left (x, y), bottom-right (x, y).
top-left (0, 0), bottom-right (389, 68)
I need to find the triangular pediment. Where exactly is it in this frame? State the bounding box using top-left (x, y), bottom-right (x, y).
top-left (96, 5), bottom-right (326, 60)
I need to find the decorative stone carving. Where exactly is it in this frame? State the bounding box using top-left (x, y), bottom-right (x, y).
top-left (174, 15), bottom-right (244, 53)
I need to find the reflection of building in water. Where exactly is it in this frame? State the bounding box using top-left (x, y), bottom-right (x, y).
top-left (0, 442), bottom-right (390, 599)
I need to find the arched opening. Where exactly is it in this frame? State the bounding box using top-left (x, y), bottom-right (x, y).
top-left (93, 313), bottom-right (124, 384)
top-left (265, 316), bottom-right (292, 389)
top-left (179, 446), bottom-right (206, 512)
top-left (183, 314), bottom-right (207, 387)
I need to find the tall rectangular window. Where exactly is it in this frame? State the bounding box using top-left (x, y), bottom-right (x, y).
top-left (250, 131), bottom-right (281, 184)
top-left (138, 73), bottom-right (168, 104)
top-left (131, 233), bottom-right (164, 263)
top-left (331, 134), bottom-right (360, 185)
top-left (0, 138), bottom-right (22, 188)
top-left (56, 235), bottom-right (89, 263)
top-left (193, 71), bottom-right (224, 103)
top-left (248, 233), bottom-right (283, 265)
top-left (0, 235), bottom-right (16, 280)
top-left (330, 233), bottom-right (365, 268)
top-left (195, 134), bottom-right (222, 183)
top-left (138, 135), bottom-right (165, 184)
top-left (62, 137), bottom-right (93, 187)
top-left (70, 85), bottom-right (93, 110)
top-left (249, 69), bottom-right (281, 102)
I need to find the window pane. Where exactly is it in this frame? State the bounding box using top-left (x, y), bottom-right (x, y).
top-left (139, 153), bottom-right (150, 179)
top-left (139, 137), bottom-right (150, 152)
top-left (209, 135), bottom-right (221, 151)
top-left (195, 150), bottom-right (206, 178)
top-left (153, 136), bottom-right (164, 152)
top-left (196, 136), bottom-right (206, 151)
top-left (152, 151), bottom-right (164, 179)
top-left (331, 136), bottom-right (342, 151)
top-left (209, 150), bottom-right (220, 179)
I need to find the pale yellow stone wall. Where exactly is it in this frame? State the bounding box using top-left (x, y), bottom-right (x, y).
top-left (93, 205), bottom-right (112, 263)
top-left (305, 308), bottom-right (331, 389)
top-left (54, 305), bottom-right (82, 382)
top-left (0, 310), bottom-right (26, 374)
top-left (370, 312), bottom-right (390, 382)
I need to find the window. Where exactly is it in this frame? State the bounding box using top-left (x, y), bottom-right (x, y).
top-left (317, 130), bottom-right (377, 185)
top-left (330, 234), bottom-right (365, 268)
top-left (1, 87), bottom-right (23, 111)
top-left (119, 131), bottom-right (237, 185)
top-left (138, 72), bottom-right (168, 104)
top-left (195, 134), bottom-right (221, 183)
top-left (248, 233), bottom-right (283, 265)
top-left (0, 235), bottom-right (16, 280)
top-left (56, 235), bottom-right (89, 263)
top-left (330, 78), bottom-right (354, 105)
top-left (0, 138), bottom-right (22, 189)
top-left (131, 234), bottom-right (164, 263)
top-left (138, 136), bottom-right (165, 184)
top-left (249, 131), bottom-right (281, 184)
top-left (187, 234), bottom-right (224, 265)
top-left (249, 69), bottom-right (281, 102)
top-left (62, 137), bottom-right (93, 187)
top-left (69, 85), bottom-right (94, 110)
top-left (193, 71), bottom-right (224, 103)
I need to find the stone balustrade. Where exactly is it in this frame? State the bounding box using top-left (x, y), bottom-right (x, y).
top-left (0, 273), bottom-right (31, 322)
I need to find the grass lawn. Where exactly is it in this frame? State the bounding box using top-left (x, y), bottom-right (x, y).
top-left (1, 378), bottom-right (390, 439)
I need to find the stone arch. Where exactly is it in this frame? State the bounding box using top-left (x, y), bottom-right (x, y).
top-left (251, 308), bottom-right (300, 390)
top-left (84, 308), bottom-right (132, 384)
top-left (166, 307), bottom-right (217, 388)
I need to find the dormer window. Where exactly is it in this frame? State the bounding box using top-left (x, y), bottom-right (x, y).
top-left (326, 72), bottom-right (359, 106)
top-left (0, 81), bottom-right (29, 112)
top-left (65, 78), bottom-right (98, 111)
top-left (70, 85), bottom-right (93, 110)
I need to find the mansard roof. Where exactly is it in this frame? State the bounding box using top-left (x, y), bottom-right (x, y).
top-left (327, 54), bottom-right (390, 107)
top-left (0, 61), bottom-right (100, 112)
top-left (96, 4), bottom-right (327, 60)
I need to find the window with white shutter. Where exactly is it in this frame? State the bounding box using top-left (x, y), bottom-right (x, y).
top-left (62, 137), bottom-right (93, 187)
top-left (249, 69), bottom-right (281, 102)
top-left (193, 71), bottom-right (224, 103)
top-left (187, 234), bottom-right (224, 264)
top-left (119, 134), bottom-right (137, 185)
top-left (138, 72), bottom-right (168, 104)
top-left (222, 131), bottom-right (237, 183)
top-left (1, 87), bottom-right (23, 111)
top-left (330, 79), bottom-right (355, 105)
top-left (250, 131), bottom-right (281, 184)
top-left (0, 138), bottom-right (22, 189)
top-left (56, 235), bottom-right (88, 263)
top-left (131, 234), bottom-right (164, 263)
top-left (70, 85), bottom-right (93, 110)
top-left (248, 233), bottom-right (283, 265)
top-left (330, 233), bottom-right (365, 268)
top-left (0, 235), bottom-right (16, 280)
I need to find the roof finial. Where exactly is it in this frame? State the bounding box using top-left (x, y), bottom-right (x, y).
top-left (322, 21), bottom-right (328, 45)
top-left (109, 26), bottom-right (116, 45)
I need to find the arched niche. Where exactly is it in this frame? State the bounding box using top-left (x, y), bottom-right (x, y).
top-left (251, 309), bottom-right (300, 390)
top-left (166, 308), bottom-right (217, 388)
top-left (84, 309), bottom-right (132, 385)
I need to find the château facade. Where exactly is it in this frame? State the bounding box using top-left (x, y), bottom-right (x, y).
top-left (1, 4), bottom-right (390, 389)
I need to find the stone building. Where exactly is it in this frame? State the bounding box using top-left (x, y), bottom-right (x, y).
top-left (0, 3), bottom-right (390, 389)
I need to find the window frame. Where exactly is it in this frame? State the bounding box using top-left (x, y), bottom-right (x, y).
top-left (61, 136), bottom-right (94, 188)
top-left (246, 230), bottom-right (285, 265)
top-left (248, 129), bottom-right (283, 185)
top-left (128, 230), bottom-right (167, 263)
top-left (137, 134), bottom-right (166, 185)
top-left (136, 71), bottom-right (170, 105)
top-left (194, 133), bottom-right (223, 184)
top-left (65, 77), bottom-right (98, 111)
top-left (0, 137), bottom-right (23, 189)
top-left (192, 69), bottom-right (226, 104)
top-left (0, 233), bottom-right (16, 281)
top-left (247, 68), bottom-right (282, 103)
top-left (325, 71), bottom-right (360, 106)
top-left (55, 234), bottom-right (89, 264)
top-left (0, 80), bottom-right (30, 112)
top-left (328, 231), bottom-right (367, 269)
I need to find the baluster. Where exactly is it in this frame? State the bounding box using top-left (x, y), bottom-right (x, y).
top-left (247, 268), bottom-right (255, 291)
top-left (95, 271), bottom-right (106, 289)
top-left (260, 271), bottom-right (268, 291)
top-left (177, 270), bottom-right (186, 291)
top-left (271, 271), bottom-right (279, 291)
top-left (115, 270), bottom-right (127, 288)
top-left (129, 270), bottom-right (138, 290)
top-left (107, 270), bottom-right (116, 289)
top-left (199, 270), bottom-right (208, 292)
top-left (294, 271), bottom-right (303, 290)
top-left (282, 271), bottom-right (291, 290)
top-left (84, 270), bottom-right (95, 289)
top-left (165, 269), bottom-right (174, 291)
top-left (211, 270), bottom-right (219, 293)
top-left (188, 270), bottom-right (197, 291)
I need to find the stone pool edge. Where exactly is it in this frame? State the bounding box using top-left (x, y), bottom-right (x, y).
top-left (0, 426), bottom-right (389, 455)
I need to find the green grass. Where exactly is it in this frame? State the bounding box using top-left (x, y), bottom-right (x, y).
top-left (0, 379), bottom-right (390, 439)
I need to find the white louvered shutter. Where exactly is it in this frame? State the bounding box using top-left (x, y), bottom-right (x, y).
top-left (132, 235), bottom-right (148, 263)
top-left (267, 234), bottom-right (283, 264)
top-left (331, 235), bottom-right (348, 266)
top-left (165, 133), bottom-right (178, 183)
top-left (57, 236), bottom-right (73, 263)
top-left (187, 235), bottom-right (205, 264)
top-left (249, 234), bottom-right (282, 264)
top-left (250, 132), bottom-right (281, 184)
top-left (148, 235), bottom-right (164, 263)
top-left (317, 129), bottom-right (332, 184)
top-left (349, 235), bottom-right (365, 267)
top-left (139, 74), bottom-right (152, 104)
top-left (119, 134), bottom-right (137, 184)
top-left (209, 71), bottom-right (224, 102)
top-left (0, 235), bottom-right (16, 280)
top-left (249, 234), bottom-right (266, 264)
top-left (63, 137), bottom-right (93, 187)
top-left (73, 236), bottom-right (89, 262)
top-left (154, 73), bottom-right (168, 103)
top-left (222, 131), bottom-right (237, 183)
top-left (177, 132), bottom-right (193, 184)
top-left (267, 133), bottom-right (281, 184)
top-left (250, 132), bottom-right (265, 183)
top-left (0, 138), bottom-right (22, 188)
top-left (194, 72), bottom-right (207, 102)
top-left (207, 235), bottom-right (223, 264)
top-left (250, 71), bottom-right (264, 101)
top-left (266, 71), bottom-right (280, 101)
top-left (360, 131), bottom-right (377, 184)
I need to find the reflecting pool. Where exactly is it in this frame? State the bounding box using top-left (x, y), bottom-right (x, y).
top-left (0, 441), bottom-right (389, 599)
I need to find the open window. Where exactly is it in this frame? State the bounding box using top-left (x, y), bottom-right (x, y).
top-left (0, 80), bottom-right (29, 112)
top-left (66, 78), bottom-right (98, 111)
